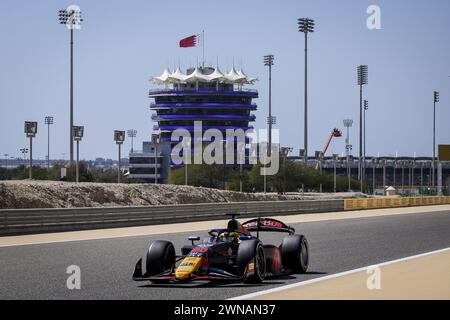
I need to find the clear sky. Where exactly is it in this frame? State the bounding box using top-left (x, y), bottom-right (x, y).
top-left (0, 0), bottom-right (449, 161)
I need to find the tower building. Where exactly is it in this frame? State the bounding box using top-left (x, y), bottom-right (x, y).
top-left (149, 66), bottom-right (258, 143)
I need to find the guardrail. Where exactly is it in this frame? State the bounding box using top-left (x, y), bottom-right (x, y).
top-left (0, 200), bottom-right (343, 236)
top-left (2, 196), bottom-right (449, 237)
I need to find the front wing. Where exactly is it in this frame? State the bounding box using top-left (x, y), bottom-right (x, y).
top-left (132, 258), bottom-right (247, 283)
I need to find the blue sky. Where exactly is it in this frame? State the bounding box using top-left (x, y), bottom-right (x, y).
top-left (0, 0), bottom-right (449, 160)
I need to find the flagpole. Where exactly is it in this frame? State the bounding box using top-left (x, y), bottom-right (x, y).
top-left (202, 30), bottom-right (205, 68)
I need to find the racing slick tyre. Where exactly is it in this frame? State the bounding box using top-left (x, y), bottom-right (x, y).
top-left (281, 235), bottom-right (309, 274)
top-left (146, 240), bottom-right (176, 276)
top-left (237, 239), bottom-right (266, 283)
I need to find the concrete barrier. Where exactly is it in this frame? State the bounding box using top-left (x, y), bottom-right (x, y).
top-left (0, 199), bottom-right (343, 236)
top-left (344, 196), bottom-right (450, 211)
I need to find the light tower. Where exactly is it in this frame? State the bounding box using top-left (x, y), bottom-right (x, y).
top-left (24, 121), bottom-right (37, 179)
top-left (44, 116), bottom-right (54, 169)
top-left (127, 129), bottom-right (137, 153)
top-left (59, 6), bottom-right (83, 164)
top-left (114, 131), bottom-right (125, 184)
top-left (298, 18), bottom-right (315, 166)
top-left (432, 90), bottom-right (439, 190)
top-left (343, 119), bottom-right (353, 191)
top-left (264, 54), bottom-right (275, 155)
top-left (357, 65), bottom-right (368, 192)
top-left (363, 100), bottom-right (368, 181)
top-left (332, 154), bottom-right (339, 193)
top-left (20, 148), bottom-right (28, 164)
top-left (72, 125), bottom-right (84, 183)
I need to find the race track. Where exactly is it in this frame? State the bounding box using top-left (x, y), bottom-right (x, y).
top-left (1, 209), bottom-right (450, 299)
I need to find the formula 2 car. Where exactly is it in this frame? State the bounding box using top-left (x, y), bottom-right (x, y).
top-left (132, 214), bottom-right (309, 284)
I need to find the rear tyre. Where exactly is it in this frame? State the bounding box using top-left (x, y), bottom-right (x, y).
top-left (281, 235), bottom-right (309, 273)
top-left (237, 239), bottom-right (266, 283)
top-left (146, 240), bottom-right (176, 276)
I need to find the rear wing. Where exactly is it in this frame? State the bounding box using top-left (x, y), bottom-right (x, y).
top-left (242, 218), bottom-right (295, 235)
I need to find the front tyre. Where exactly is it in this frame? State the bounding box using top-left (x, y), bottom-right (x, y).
top-left (146, 240), bottom-right (176, 276)
top-left (237, 239), bottom-right (266, 283)
top-left (281, 235), bottom-right (309, 273)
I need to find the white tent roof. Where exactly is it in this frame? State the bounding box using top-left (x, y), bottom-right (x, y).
top-left (208, 66), bottom-right (226, 82)
top-left (246, 76), bottom-right (258, 84)
top-left (237, 68), bottom-right (247, 78)
top-left (237, 68), bottom-right (257, 84)
top-left (152, 68), bottom-right (172, 84)
top-left (151, 66), bottom-right (257, 85)
top-left (185, 67), bottom-right (210, 82)
top-left (224, 67), bottom-right (243, 83)
top-left (168, 67), bottom-right (187, 82)
top-left (239, 68), bottom-right (258, 84)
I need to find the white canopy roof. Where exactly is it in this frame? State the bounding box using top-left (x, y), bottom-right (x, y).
top-left (152, 68), bottom-right (172, 84)
top-left (236, 68), bottom-right (257, 85)
top-left (224, 67), bottom-right (243, 83)
top-left (152, 66), bottom-right (257, 85)
top-left (185, 67), bottom-right (210, 82)
top-left (246, 76), bottom-right (258, 85)
top-left (168, 67), bottom-right (187, 82)
top-left (236, 68), bottom-right (247, 79)
top-left (207, 66), bottom-right (226, 82)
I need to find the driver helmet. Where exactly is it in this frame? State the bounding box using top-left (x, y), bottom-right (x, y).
top-left (219, 231), bottom-right (240, 243)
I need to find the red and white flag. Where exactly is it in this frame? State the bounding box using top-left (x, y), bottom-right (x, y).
top-left (179, 33), bottom-right (203, 48)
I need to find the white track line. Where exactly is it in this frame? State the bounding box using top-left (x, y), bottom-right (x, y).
top-left (228, 246), bottom-right (450, 300)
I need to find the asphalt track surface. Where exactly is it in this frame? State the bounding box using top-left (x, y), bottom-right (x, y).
top-left (1, 210), bottom-right (450, 299)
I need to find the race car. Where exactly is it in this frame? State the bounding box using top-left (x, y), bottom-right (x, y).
top-left (132, 214), bottom-right (309, 284)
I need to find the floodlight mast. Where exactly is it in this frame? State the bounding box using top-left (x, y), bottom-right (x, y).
top-left (152, 133), bottom-right (161, 185)
top-left (332, 154), bottom-right (339, 193)
top-left (20, 148), bottom-right (28, 164)
top-left (432, 91), bottom-right (439, 190)
top-left (357, 65), bottom-right (368, 192)
top-left (114, 131), bottom-right (125, 184)
top-left (298, 18), bottom-right (315, 166)
top-left (363, 100), bottom-right (369, 181)
top-left (264, 54), bottom-right (275, 156)
top-left (59, 8), bottom-right (83, 164)
top-left (24, 121), bottom-right (37, 179)
top-left (262, 54), bottom-right (275, 195)
top-left (343, 119), bottom-right (353, 191)
top-left (72, 126), bottom-right (84, 183)
top-left (45, 116), bottom-right (54, 169)
top-left (127, 129), bottom-right (137, 153)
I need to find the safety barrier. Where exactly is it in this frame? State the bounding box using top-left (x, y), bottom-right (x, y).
top-left (0, 199), bottom-right (343, 236)
top-left (344, 196), bottom-right (450, 211)
top-left (1, 196), bottom-right (448, 236)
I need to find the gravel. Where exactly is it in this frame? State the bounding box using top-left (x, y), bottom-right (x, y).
top-left (0, 180), bottom-right (366, 209)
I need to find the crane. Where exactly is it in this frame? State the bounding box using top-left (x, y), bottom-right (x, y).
top-left (315, 128), bottom-right (343, 170)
